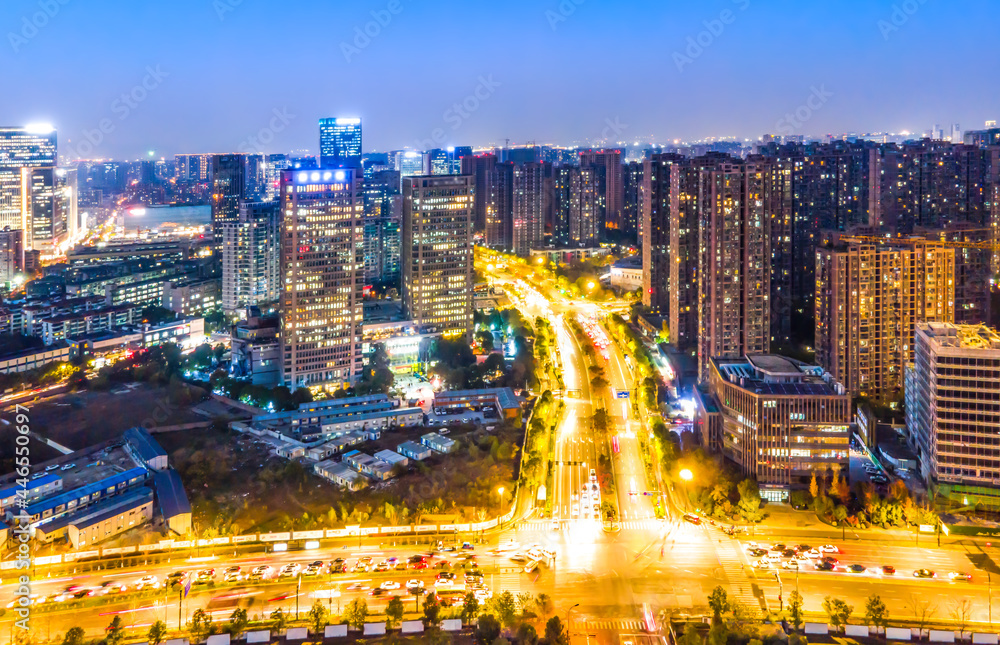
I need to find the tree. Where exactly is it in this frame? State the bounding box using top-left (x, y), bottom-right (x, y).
top-left (308, 601), bottom-right (329, 635)
top-left (107, 615), bottom-right (128, 645)
top-left (387, 596), bottom-right (405, 628)
top-left (476, 614), bottom-right (501, 645)
top-left (190, 609), bottom-right (212, 643)
top-left (270, 608), bottom-right (287, 633)
top-left (707, 586), bottom-right (730, 625)
top-left (62, 627), bottom-right (86, 645)
top-left (147, 621), bottom-right (167, 645)
top-left (833, 505), bottom-right (849, 539)
top-left (822, 597), bottom-right (853, 633)
top-left (423, 592), bottom-right (441, 627)
top-left (787, 591), bottom-right (804, 630)
top-left (517, 623), bottom-right (539, 645)
top-left (487, 590), bottom-right (518, 629)
top-left (345, 598), bottom-right (369, 630)
top-left (544, 617), bottom-right (569, 645)
top-left (864, 595), bottom-right (888, 633)
top-left (737, 479), bottom-right (764, 523)
top-left (462, 592), bottom-right (481, 624)
top-left (517, 592), bottom-right (537, 618)
top-left (908, 595), bottom-right (937, 639)
top-left (229, 608), bottom-right (248, 639)
top-left (535, 593), bottom-right (554, 620)
top-left (950, 599), bottom-right (974, 640)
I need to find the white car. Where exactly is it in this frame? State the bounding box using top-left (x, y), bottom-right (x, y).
top-left (380, 581), bottom-right (401, 591)
top-left (781, 560), bottom-right (799, 570)
top-left (406, 579), bottom-right (424, 591)
top-left (755, 559), bottom-right (772, 569)
top-left (250, 565), bottom-right (273, 580)
top-left (279, 563), bottom-right (302, 578)
top-left (804, 548), bottom-right (821, 558)
top-left (135, 575), bottom-right (159, 590)
top-left (819, 544), bottom-right (839, 554)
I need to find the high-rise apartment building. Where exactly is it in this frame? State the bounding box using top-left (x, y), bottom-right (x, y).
top-left (210, 154), bottom-right (247, 248)
top-left (460, 154), bottom-right (496, 233)
top-left (174, 154), bottom-right (212, 183)
top-left (906, 322), bottom-right (1000, 501)
top-left (264, 154), bottom-right (290, 202)
top-left (579, 149), bottom-right (623, 236)
top-left (622, 161), bottom-right (643, 244)
top-left (511, 162), bottom-right (546, 256)
top-left (815, 240), bottom-right (955, 400)
top-left (362, 169), bottom-right (402, 288)
top-left (696, 354), bottom-right (851, 499)
top-left (487, 162), bottom-right (513, 250)
top-left (319, 117), bottom-right (362, 169)
top-left (402, 175), bottom-right (474, 339)
top-left (697, 160), bottom-right (771, 380)
top-left (280, 168), bottom-right (364, 387)
top-left (568, 166), bottom-right (599, 244)
top-left (221, 201), bottom-right (280, 313)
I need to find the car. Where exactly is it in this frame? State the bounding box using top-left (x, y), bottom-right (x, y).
top-left (590, 468), bottom-right (597, 482)
top-left (45, 464), bottom-right (60, 471)
top-left (304, 561), bottom-right (324, 576)
top-left (439, 428), bottom-right (450, 434)
top-left (913, 568), bottom-right (936, 578)
top-left (782, 549), bottom-right (796, 558)
top-left (781, 560), bottom-right (799, 570)
top-left (819, 544), bottom-right (839, 553)
top-left (773, 544), bottom-right (787, 552)
top-left (846, 564), bottom-right (867, 574)
top-left (410, 561), bottom-right (428, 570)
top-left (473, 589), bottom-right (492, 602)
top-left (166, 571), bottom-right (188, 587)
top-left (346, 583), bottom-right (369, 591)
top-left (815, 561), bottom-right (835, 571)
top-left (765, 553), bottom-right (783, 563)
top-left (949, 571), bottom-right (972, 581)
top-left (881, 565), bottom-right (896, 575)
top-left (509, 553), bottom-right (528, 563)
top-left (793, 544), bottom-right (811, 554)
top-left (135, 575), bottom-right (159, 590)
top-left (250, 565), bottom-right (273, 580)
top-left (440, 545), bottom-right (457, 552)
top-left (406, 579), bottom-right (424, 591)
top-left (822, 556), bottom-right (839, 565)
top-left (804, 548), bottom-right (821, 558)
top-left (755, 559), bottom-right (772, 569)
top-left (793, 554), bottom-right (811, 564)
top-left (395, 562), bottom-right (408, 571)
top-left (194, 569), bottom-right (215, 584)
top-left (436, 571), bottom-right (455, 580)
top-left (279, 563), bottom-right (301, 578)
top-left (223, 566), bottom-right (242, 582)
top-left (61, 463), bottom-right (75, 471)
top-left (380, 581), bottom-right (401, 591)
top-left (99, 581), bottom-right (128, 594)
top-left (748, 548), bottom-right (767, 558)
top-left (375, 560), bottom-right (390, 572)
top-left (683, 513), bottom-right (701, 525)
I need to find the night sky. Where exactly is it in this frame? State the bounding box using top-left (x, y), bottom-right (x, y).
top-left (3, 0), bottom-right (998, 159)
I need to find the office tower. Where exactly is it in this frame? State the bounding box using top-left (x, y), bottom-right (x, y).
top-left (815, 240), bottom-right (955, 400)
top-left (963, 125), bottom-right (1000, 147)
top-left (362, 152), bottom-right (391, 176)
top-left (319, 117), bottom-right (362, 168)
top-left (696, 355), bottom-right (850, 498)
top-left (280, 167), bottom-right (364, 387)
top-left (0, 227), bottom-right (23, 283)
top-left (451, 147), bottom-right (473, 174)
top-left (551, 165), bottom-right (574, 245)
top-left (22, 166), bottom-right (75, 252)
top-left (174, 154), bottom-right (212, 183)
top-left (568, 166), bottom-right (599, 244)
top-left (511, 162), bottom-right (545, 256)
top-left (487, 162), bottom-right (513, 249)
top-left (0, 125), bottom-right (59, 244)
top-left (697, 159), bottom-right (771, 381)
top-left (906, 322), bottom-right (1000, 498)
top-left (460, 154), bottom-right (496, 232)
top-left (0, 125), bottom-right (57, 169)
top-left (221, 201), bottom-right (280, 313)
top-left (395, 151), bottom-right (424, 177)
top-left (502, 146), bottom-right (540, 165)
top-left (245, 154), bottom-right (266, 202)
top-left (424, 149), bottom-right (451, 175)
top-left (402, 175), bottom-right (474, 339)
top-left (362, 169), bottom-right (402, 287)
top-left (579, 149), bottom-right (623, 237)
top-left (622, 161), bottom-right (643, 244)
top-left (210, 154), bottom-right (247, 248)
top-left (264, 154), bottom-right (289, 202)
top-left (56, 167), bottom-right (78, 245)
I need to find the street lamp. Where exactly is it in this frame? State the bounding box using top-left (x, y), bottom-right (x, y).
top-left (567, 603), bottom-right (580, 645)
top-left (679, 468), bottom-right (693, 482)
top-left (497, 486), bottom-right (506, 519)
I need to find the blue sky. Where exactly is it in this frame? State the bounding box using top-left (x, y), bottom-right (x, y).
top-left (2, 0), bottom-right (998, 159)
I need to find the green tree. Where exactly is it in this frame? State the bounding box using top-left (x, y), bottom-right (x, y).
top-left (737, 479), bottom-right (764, 523)
top-left (345, 598), bottom-right (369, 630)
top-left (543, 616), bottom-right (569, 645)
top-left (787, 591), bottom-right (804, 630)
top-left (308, 600), bottom-right (329, 635)
top-left (387, 596), bottom-right (405, 628)
top-left (423, 592), bottom-right (441, 627)
top-left (476, 614), bottom-right (501, 644)
top-left (62, 627), bottom-right (86, 645)
top-left (461, 592), bottom-right (480, 624)
top-left (834, 505), bottom-right (849, 538)
top-left (189, 609), bottom-right (212, 642)
top-left (229, 608), bottom-right (248, 639)
top-left (270, 608), bottom-right (287, 633)
top-left (707, 586), bottom-right (730, 625)
top-left (822, 597), bottom-right (853, 633)
top-left (865, 595), bottom-right (889, 633)
top-left (487, 590), bottom-right (518, 629)
top-left (535, 593), bottom-right (553, 620)
top-left (147, 621), bottom-right (167, 645)
top-left (107, 616), bottom-right (126, 645)
top-left (516, 623), bottom-right (539, 645)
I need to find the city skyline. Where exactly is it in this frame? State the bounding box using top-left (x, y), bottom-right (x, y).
top-left (4, 1), bottom-right (1000, 158)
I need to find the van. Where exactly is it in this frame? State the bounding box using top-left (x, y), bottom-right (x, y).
top-left (682, 513), bottom-right (701, 525)
top-left (524, 560), bottom-right (539, 573)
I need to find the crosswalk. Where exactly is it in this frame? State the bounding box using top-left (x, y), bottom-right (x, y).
top-left (619, 519), bottom-right (661, 531)
top-left (571, 619), bottom-right (646, 632)
top-left (515, 519), bottom-right (661, 532)
top-left (712, 530), bottom-right (761, 615)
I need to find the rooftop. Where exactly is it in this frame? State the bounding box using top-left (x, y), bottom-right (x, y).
top-left (919, 322), bottom-right (1000, 351)
top-left (152, 468), bottom-right (191, 518)
top-left (713, 354), bottom-right (847, 397)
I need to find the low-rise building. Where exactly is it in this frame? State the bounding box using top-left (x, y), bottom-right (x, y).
top-left (342, 450), bottom-right (394, 481)
top-left (0, 342), bottom-right (72, 374)
top-left (230, 310), bottom-right (281, 386)
top-left (421, 433), bottom-right (457, 454)
top-left (163, 277), bottom-right (221, 317)
top-left (397, 441), bottom-right (432, 461)
top-left (433, 388), bottom-right (522, 423)
top-left (374, 449), bottom-right (408, 469)
top-left (607, 256), bottom-right (642, 291)
top-left (314, 460), bottom-right (366, 490)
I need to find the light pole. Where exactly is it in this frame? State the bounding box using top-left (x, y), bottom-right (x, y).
top-left (498, 486), bottom-right (506, 525)
top-left (567, 603), bottom-right (580, 645)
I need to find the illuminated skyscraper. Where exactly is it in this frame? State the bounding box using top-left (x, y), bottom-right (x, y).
top-left (319, 117), bottom-right (362, 169)
top-left (0, 125), bottom-right (61, 248)
top-left (222, 201), bottom-right (280, 313)
top-left (402, 175), bottom-right (474, 338)
top-left (280, 168), bottom-right (364, 387)
top-left (210, 154), bottom-right (247, 248)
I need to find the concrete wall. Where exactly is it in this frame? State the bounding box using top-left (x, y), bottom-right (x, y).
top-left (325, 625), bottom-right (348, 638)
top-left (205, 636), bottom-right (230, 645)
top-left (804, 624), bottom-right (829, 635)
top-left (886, 627), bottom-right (912, 641)
top-left (245, 631), bottom-right (269, 643)
top-left (442, 619), bottom-right (463, 632)
top-left (284, 628), bottom-right (307, 641)
top-left (845, 625), bottom-right (870, 637)
top-left (364, 623), bottom-right (387, 636)
top-left (972, 634), bottom-right (998, 645)
top-left (930, 631), bottom-right (956, 643)
top-left (401, 621), bottom-right (424, 634)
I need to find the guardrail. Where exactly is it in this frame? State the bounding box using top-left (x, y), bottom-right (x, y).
top-left (5, 511), bottom-right (518, 570)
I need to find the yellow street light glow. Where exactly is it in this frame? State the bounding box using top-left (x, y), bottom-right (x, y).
top-left (679, 468), bottom-right (693, 482)
top-left (587, 281), bottom-right (596, 290)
